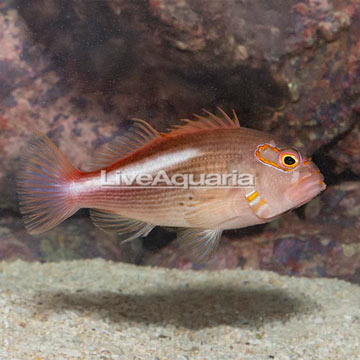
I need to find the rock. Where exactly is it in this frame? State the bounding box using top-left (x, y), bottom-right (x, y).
top-left (0, 214), bottom-right (129, 263)
top-left (1, 0), bottom-right (360, 280)
top-left (328, 123), bottom-right (360, 176)
top-left (304, 181), bottom-right (360, 248)
top-left (1, 0), bottom-right (360, 210)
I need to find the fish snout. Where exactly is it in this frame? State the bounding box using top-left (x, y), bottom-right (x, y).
top-left (285, 169), bottom-right (326, 207)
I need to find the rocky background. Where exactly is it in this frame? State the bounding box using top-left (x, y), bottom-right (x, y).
top-left (0, 0), bottom-right (360, 282)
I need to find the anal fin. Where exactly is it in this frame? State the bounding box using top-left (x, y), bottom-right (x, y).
top-left (90, 209), bottom-right (154, 242)
top-left (177, 228), bottom-right (223, 263)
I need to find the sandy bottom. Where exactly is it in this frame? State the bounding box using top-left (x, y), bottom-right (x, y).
top-left (0, 259), bottom-right (359, 360)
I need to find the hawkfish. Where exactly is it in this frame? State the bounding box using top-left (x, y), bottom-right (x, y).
top-left (17, 109), bottom-right (326, 262)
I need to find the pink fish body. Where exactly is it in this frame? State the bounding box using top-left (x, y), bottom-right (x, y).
top-left (18, 110), bottom-right (326, 261)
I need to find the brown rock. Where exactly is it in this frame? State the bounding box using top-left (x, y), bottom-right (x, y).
top-left (1, 0), bottom-right (360, 281)
top-left (328, 123), bottom-right (360, 176)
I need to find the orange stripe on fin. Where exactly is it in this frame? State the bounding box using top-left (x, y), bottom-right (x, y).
top-left (255, 203), bottom-right (269, 218)
top-left (247, 191), bottom-right (259, 202)
top-left (245, 189), bottom-right (271, 219)
top-left (253, 198), bottom-right (267, 212)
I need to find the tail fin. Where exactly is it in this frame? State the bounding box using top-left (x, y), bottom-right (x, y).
top-left (17, 134), bottom-right (81, 234)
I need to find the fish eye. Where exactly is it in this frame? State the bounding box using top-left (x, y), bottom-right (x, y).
top-left (279, 151), bottom-right (299, 168)
top-left (283, 155), bottom-right (296, 165)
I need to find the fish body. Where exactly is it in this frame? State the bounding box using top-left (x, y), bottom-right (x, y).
top-left (17, 110), bottom-right (326, 261)
top-left (77, 128), bottom-right (273, 229)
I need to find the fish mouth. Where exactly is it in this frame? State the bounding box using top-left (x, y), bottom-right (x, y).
top-left (285, 171), bottom-right (326, 207)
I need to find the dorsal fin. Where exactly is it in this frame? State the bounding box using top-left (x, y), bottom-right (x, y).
top-left (165, 107), bottom-right (240, 137)
top-left (89, 108), bottom-right (240, 170)
top-left (89, 118), bottom-right (160, 170)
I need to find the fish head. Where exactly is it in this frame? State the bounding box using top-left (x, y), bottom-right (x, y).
top-left (252, 142), bottom-right (326, 218)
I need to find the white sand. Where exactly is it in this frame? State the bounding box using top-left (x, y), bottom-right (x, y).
top-left (0, 259), bottom-right (359, 360)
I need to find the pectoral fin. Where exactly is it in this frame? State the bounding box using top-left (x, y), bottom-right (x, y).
top-left (90, 209), bottom-right (154, 242)
top-left (177, 228), bottom-right (223, 263)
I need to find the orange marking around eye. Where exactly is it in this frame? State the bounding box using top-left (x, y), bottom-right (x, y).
top-left (255, 144), bottom-right (292, 172)
top-left (256, 144), bottom-right (280, 153)
top-left (303, 157), bottom-right (312, 166)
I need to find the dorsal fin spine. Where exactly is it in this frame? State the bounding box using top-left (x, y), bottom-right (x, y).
top-left (231, 109), bottom-right (240, 127)
top-left (203, 111), bottom-right (226, 128)
top-left (165, 108), bottom-right (240, 137)
top-left (216, 107), bottom-right (234, 126)
top-left (132, 118), bottom-right (159, 139)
